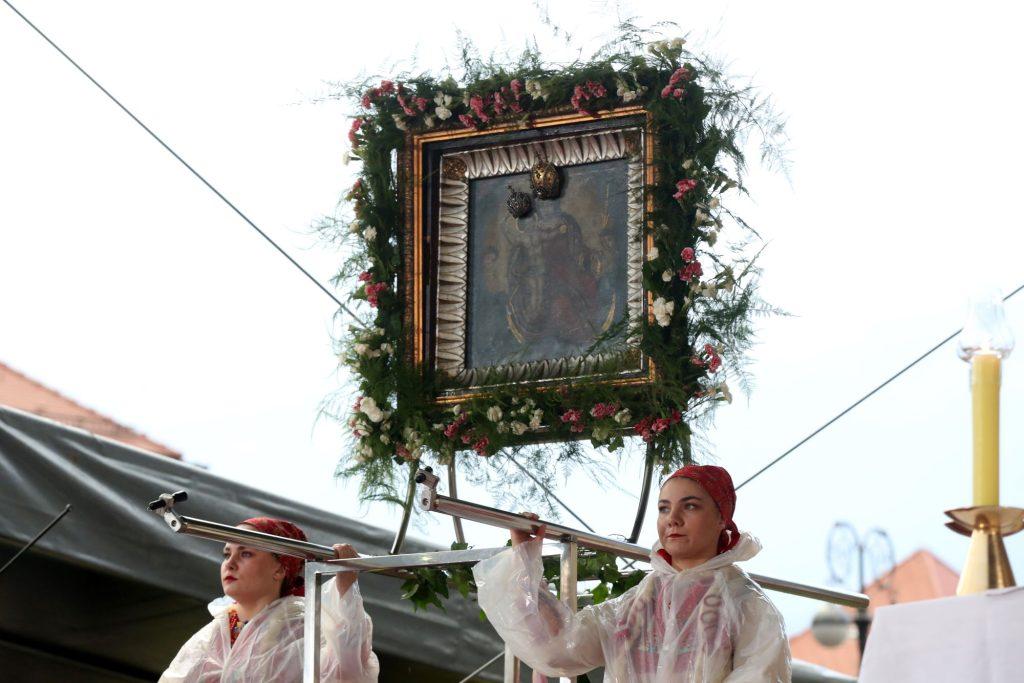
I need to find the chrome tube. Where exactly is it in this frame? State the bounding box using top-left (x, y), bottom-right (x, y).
top-left (390, 463), bottom-right (417, 555)
top-left (302, 563), bottom-right (324, 683)
top-left (426, 489), bottom-right (653, 561)
top-left (560, 539), bottom-right (578, 683)
top-left (161, 509), bottom-right (338, 560)
top-left (447, 460), bottom-right (466, 545)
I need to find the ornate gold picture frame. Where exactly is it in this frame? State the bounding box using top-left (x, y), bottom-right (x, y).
top-left (402, 107), bottom-right (656, 401)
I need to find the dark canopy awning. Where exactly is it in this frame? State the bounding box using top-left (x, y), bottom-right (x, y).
top-left (0, 404), bottom-right (503, 681)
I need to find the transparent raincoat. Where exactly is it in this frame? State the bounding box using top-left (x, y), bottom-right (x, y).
top-left (159, 578), bottom-right (379, 682)
top-left (474, 532), bottom-right (790, 682)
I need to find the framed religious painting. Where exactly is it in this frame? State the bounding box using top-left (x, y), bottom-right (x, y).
top-left (402, 108), bottom-right (656, 402)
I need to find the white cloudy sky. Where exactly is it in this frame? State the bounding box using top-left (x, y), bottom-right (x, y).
top-left (4, 0), bottom-right (1024, 638)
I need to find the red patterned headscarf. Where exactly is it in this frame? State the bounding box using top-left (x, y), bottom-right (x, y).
top-left (240, 517), bottom-right (308, 597)
top-left (661, 465), bottom-right (740, 556)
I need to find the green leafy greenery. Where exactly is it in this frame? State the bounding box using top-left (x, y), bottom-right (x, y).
top-left (398, 542), bottom-right (648, 616)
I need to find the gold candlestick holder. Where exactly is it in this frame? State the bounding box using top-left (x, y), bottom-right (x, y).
top-left (944, 505), bottom-right (1024, 595)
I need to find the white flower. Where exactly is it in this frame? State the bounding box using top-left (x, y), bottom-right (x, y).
top-left (380, 343), bottom-right (394, 355)
top-left (652, 297), bottom-right (674, 326)
top-left (432, 423), bottom-right (444, 431)
top-left (662, 269), bottom-right (673, 283)
top-left (668, 37), bottom-right (686, 49)
top-left (613, 408), bottom-right (632, 425)
top-left (529, 409), bottom-right (543, 430)
top-left (392, 114), bottom-right (408, 131)
top-left (354, 343), bottom-right (370, 356)
top-left (592, 425), bottom-right (611, 441)
top-left (622, 90), bottom-right (638, 103)
top-left (525, 80), bottom-right (547, 100)
top-left (706, 230), bottom-right (718, 247)
top-left (511, 421), bottom-right (528, 435)
top-left (434, 92), bottom-right (453, 108)
top-left (709, 197), bottom-right (720, 209)
top-left (682, 158), bottom-right (695, 170)
top-left (701, 283), bottom-right (719, 300)
top-left (341, 150), bottom-right (351, 166)
top-left (360, 396), bottom-right (385, 423)
top-left (435, 106), bottom-right (452, 120)
top-left (497, 421), bottom-right (510, 434)
top-left (452, 404), bottom-right (462, 415)
top-left (351, 419), bottom-right (371, 438)
top-left (379, 434), bottom-right (390, 445)
top-left (647, 246), bottom-right (659, 261)
top-left (722, 277), bottom-right (735, 293)
top-left (364, 226), bottom-right (377, 241)
top-left (694, 209), bottom-right (709, 225)
top-left (348, 221), bottom-right (361, 234)
top-left (424, 116), bottom-right (436, 128)
top-left (511, 397), bottom-right (520, 405)
top-left (525, 397), bottom-right (536, 408)
top-left (487, 405), bottom-right (503, 422)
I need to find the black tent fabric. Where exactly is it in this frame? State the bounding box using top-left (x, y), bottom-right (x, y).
top-left (0, 405), bottom-right (504, 681)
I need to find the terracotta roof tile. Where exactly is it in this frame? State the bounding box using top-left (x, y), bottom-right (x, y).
top-left (0, 361), bottom-right (181, 459)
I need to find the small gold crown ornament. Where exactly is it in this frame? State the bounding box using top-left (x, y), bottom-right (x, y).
top-left (506, 185), bottom-right (532, 218)
top-left (529, 151), bottom-right (561, 200)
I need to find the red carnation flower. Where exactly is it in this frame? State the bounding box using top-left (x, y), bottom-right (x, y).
top-left (679, 262), bottom-right (703, 282)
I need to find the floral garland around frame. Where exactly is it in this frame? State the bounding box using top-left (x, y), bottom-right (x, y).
top-left (327, 33), bottom-right (784, 508)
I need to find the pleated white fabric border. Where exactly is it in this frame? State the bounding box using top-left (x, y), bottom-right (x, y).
top-left (435, 127), bottom-right (646, 389)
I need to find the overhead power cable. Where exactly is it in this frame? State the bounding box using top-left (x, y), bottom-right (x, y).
top-left (2, 0), bottom-right (364, 327)
top-left (737, 282), bottom-right (1024, 490)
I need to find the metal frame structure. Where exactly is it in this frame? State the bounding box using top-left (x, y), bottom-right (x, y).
top-left (150, 488), bottom-right (869, 682)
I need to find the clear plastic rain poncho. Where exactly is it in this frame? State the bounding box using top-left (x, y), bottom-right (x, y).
top-left (474, 532), bottom-right (790, 682)
top-left (159, 578), bottom-right (379, 683)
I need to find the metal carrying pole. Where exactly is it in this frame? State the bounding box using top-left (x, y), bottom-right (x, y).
top-left (415, 468), bottom-right (870, 610)
top-left (148, 491), bottom-right (338, 559)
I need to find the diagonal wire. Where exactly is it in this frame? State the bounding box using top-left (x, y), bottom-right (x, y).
top-left (506, 454), bottom-right (596, 532)
top-left (737, 282), bottom-right (1024, 490)
top-left (457, 651), bottom-right (504, 683)
top-left (0, 504), bottom-right (72, 575)
top-left (2, 0), bottom-right (365, 328)
top-left (3, 0), bottom-right (606, 537)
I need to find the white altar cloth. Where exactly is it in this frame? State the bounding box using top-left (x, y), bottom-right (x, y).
top-left (859, 587), bottom-right (1024, 682)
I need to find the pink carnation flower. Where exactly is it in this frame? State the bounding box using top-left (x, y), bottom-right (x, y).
top-left (673, 179), bottom-right (698, 200)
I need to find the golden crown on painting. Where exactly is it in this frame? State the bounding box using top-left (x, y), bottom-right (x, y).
top-left (529, 157), bottom-right (561, 199)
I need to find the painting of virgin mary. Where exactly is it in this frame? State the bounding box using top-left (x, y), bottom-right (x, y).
top-left (466, 157), bottom-right (629, 370)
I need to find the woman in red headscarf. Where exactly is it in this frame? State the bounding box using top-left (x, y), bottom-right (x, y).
top-left (473, 465), bottom-right (790, 682)
top-left (159, 517), bottom-right (378, 682)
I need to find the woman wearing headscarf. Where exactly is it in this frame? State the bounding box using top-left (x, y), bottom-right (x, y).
top-left (473, 465), bottom-right (790, 682)
top-left (159, 517), bottom-right (379, 682)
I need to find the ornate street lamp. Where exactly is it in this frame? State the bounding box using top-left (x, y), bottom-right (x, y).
top-left (811, 522), bottom-right (895, 658)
